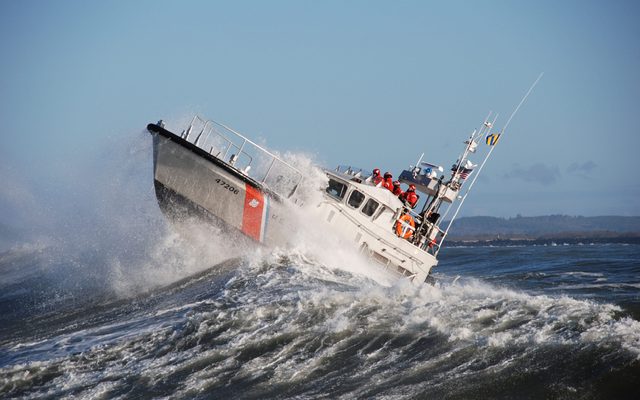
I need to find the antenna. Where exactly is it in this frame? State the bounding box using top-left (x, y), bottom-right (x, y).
top-left (502, 72), bottom-right (544, 135)
top-left (438, 73), bottom-right (544, 250)
top-left (437, 113), bottom-right (498, 227)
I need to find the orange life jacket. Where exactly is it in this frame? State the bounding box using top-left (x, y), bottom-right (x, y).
top-left (402, 191), bottom-right (419, 208)
top-left (383, 178), bottom-right (394, 191)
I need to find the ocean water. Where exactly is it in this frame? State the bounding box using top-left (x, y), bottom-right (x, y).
top-left (1, 235), bottom-right (638, 399)
top-left (1, 133), bottom-right (639, 399)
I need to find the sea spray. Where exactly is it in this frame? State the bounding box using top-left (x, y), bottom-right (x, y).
top-left (2, 117), bottom-right (639, 398)
top-left (2, 242), bottom-right (639, 398)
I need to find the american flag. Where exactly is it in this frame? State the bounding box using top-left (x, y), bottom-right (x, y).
top-left (459, 167), bottom-right (473, 179)
top-left (451, 164), bottom-right (474, 179)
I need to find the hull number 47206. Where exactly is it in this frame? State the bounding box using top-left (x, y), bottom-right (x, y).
top-left (215, 178), bottom-right (239, 195)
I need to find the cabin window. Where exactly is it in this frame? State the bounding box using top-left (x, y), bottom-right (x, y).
top-left (347, 190), bottom-right (365, 208)
top-left (361, 198), bottom-right (379, 217)
top-left (326, 179), bottom-right (347, 200)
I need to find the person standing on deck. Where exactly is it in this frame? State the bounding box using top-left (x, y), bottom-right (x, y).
top-left (392, 180), bottom-right (403, 196)
top-left (400, 184), bottom-right (419, 208)
top-left (383, 172), bottom-right (394, 191)
top-left (372, 168), bottom-right (384, 186)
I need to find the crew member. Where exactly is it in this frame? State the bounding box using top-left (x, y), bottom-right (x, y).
top-left (372, 168), bottom-right (384, 186)
top-left (400, 184), bottom-right (419, 208)
top-left (392, 180), bottom-right (403, 196)
top-left (383, 172), bottom-right (394, 191)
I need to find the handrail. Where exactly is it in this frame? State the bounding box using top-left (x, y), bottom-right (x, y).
top-left (181, 115), bottom-right (304, 198)
top-left (215, 120), bottom-right (304, 190)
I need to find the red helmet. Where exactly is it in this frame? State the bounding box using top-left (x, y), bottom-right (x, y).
top-left (384, 172), bottom-right (392, 178)
top-left (373, 168), bottom-right (380, 176)
top-left (408, 184), bottom-right (416, 191)
top-left (393, 180), bottom-right (400, 186)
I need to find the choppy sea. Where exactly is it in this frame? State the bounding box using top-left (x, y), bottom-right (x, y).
top-left (1, 234), bottom-right (638, 399)
top-left (1, 133), bottom-right (639, 399)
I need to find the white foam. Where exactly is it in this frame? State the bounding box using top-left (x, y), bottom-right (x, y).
top-left (563, 271), bottom-right (604, 277)
top-left (5, 125), bottom-right (640, 398)
top-left (249, 267), bottom-right (640, 359)
top-left (107, 217), bottom-right (245, 297)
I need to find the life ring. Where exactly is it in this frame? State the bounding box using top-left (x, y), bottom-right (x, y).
top-left (395, 214), bottom-right (415, 239)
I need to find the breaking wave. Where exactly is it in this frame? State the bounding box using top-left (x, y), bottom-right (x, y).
top-left (1, 118), bottom-right (639, 399)
top-left (1, 248), bottom-right (639, 399)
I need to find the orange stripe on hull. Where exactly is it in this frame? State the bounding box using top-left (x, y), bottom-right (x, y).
top-left (242, 184), bottom-right (265, 242)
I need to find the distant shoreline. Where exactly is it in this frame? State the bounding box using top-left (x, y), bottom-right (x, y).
top-left (446, 235), bottom-right (640, 247)
top-left (442, 215), bottom-right (640, 247)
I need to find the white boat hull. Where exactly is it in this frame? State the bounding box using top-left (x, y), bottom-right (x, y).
top-left (148, 121), bottom-right (438, 284)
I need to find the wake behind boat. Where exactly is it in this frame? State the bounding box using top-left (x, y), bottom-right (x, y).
top-left (147, 112), bottom-right (506, 284)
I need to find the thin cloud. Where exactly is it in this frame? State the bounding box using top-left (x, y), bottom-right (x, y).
top-left (566, 161), bottom-right (597, 179)
top-left (503, 163), bottom-right (561, 185)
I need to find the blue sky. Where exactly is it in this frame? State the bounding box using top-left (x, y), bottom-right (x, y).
top-left (1, 0), bottom-right (639, 227)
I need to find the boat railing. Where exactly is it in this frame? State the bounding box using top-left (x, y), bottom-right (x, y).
top-left (422, 222), bottom-right (445, 256)
top-left (335, 165), bottom-right (374, 182)
top-left (180, 115), bottom-right (304, 199)
top-left (335, 165), bottom-right (367, 176)
top-left (393, 209), bottom-right (444, 256)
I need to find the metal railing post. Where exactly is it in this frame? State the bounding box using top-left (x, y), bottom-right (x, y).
top-left (263, 158), bottom-right (276, 183)
top-left (194, 120), bottom-right (211, 146)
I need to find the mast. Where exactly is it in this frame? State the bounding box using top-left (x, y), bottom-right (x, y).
top-left (438, 73), bottom-right (544, 251)
top-left (436, 114), bottom-right (498, 227)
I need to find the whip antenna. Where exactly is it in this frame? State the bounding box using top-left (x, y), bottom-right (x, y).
top-left (438, 73), bottom-right (544, 249)
top-left (502, 72), bottom-right (544, 135)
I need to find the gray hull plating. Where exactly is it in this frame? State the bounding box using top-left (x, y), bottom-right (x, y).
top-left (151, 133), bottom-right (289, 247)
